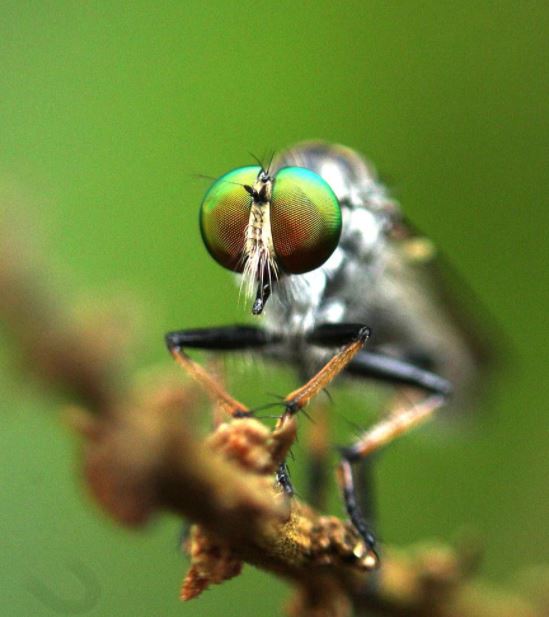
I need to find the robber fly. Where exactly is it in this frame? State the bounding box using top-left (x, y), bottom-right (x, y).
top-left (166, 142), bottom-right (490, 565)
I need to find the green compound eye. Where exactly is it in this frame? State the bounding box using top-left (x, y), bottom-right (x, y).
top-left (270, 167), bottom-right (342, 274)
top-left (199, 166), bottom-right (261, 272)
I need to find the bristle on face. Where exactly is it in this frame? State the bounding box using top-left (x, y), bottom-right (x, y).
top-left (240, 240), bottom-right (279, 307)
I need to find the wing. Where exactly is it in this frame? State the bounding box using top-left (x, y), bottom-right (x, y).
top-left (389, 215), bottom-right (503, 405)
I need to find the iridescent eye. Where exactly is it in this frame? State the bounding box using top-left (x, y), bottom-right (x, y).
top-left (270, 167), bottom-right (341, 274)
top-left (199, 166), bottom-right (260, 272)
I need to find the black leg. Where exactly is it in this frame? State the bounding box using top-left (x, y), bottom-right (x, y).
top-left (165, 326), bottom-right (270, 417)
top-left (347, 350), bottom-right (452, 396)
top-left (338, 458), bottom-right (379, 567)
top-left (306, 322), bottom-right (368, 347)
top-left (306, 322), bottom-right (452, 396)
top-left (165, 320), bottom-right (451, 569)
top-left (165, 324), bottom-right (295, 490)
top-left (165, 324), bottom-right (279, 352)
top-left (306, 323), bottom-right (452, 565)
top-left (336, 392), bottom-right (447, 571)
top-left (276, 462), bottom-right (294, 496)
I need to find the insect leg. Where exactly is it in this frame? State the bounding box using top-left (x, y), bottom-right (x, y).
top-left (347, 352), bottom-right (452, 396)
top-left (165, 325), bottom-right (294, 493)
top-left (337, 457), bottom-right (379, 568)
top-left (306, 322), bottom-right (368, 347)
top-left (165, 324), bottom-right (278, 351)
top-left (307, 323), bottom-right (452, 564)
top-left (275, 462), bottom-right (294, 496)
top-left (269, 326), bottom-right (369, 507)
top-left (306, 323), bottom-right (452, 396)
top-left (342, 393), bottom-right (446, 463)
top-left (165, 325), bottom-right (276, 417)
top-left (337, 392), bottom-right (447, 568)
top-left (283, 326), bottom-right (370, 415)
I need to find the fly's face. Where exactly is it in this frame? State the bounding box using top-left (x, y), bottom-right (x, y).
top-left (199, 165), bottom-right (342, 314)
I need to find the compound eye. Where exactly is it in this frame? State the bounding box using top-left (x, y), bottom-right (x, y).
top-left (199, 166), bottom-right (261, 272)
top-left (270, 167), bottom-right (342, 274)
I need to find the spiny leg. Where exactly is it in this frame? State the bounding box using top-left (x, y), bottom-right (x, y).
top-left (337, 458), bottom-right (379, 569)
top-left (274, 324), bottom-right (383, 562)
top-left (165, 321), bottom-right (450, 563)
top-left (165, 325), bottom-right (276, 417)
top-left (165, 324), bottom-right (298, 495)
top-left (306, 323), bottom-right (452, 396)
top-left (269, 326), bottom-right (370, 504)
top-left (346, 351), bottom-right (452, 395)
top-left (283, 326), bottom-right (371, 415)
top-left (341, 393), bottom-right (446, 463)
top-left (336, 392), bottom-right (448, 568)
top-left (305, 323), bottom-right (452, 566)
top-left (165, 323), bottom-right (369, 500)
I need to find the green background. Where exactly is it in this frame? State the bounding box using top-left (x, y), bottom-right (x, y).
top-left (1, 2), bottom-right (547, 616)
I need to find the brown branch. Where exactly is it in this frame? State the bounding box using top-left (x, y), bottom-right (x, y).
top-left (1, 225), bottom-right (547, 617)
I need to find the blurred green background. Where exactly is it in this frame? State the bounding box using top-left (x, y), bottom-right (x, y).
top-left (1, 2), bottom-right (547, 616)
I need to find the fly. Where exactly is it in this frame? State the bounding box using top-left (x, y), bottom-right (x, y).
top-left (166, 141), bottom-right (492, 567)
